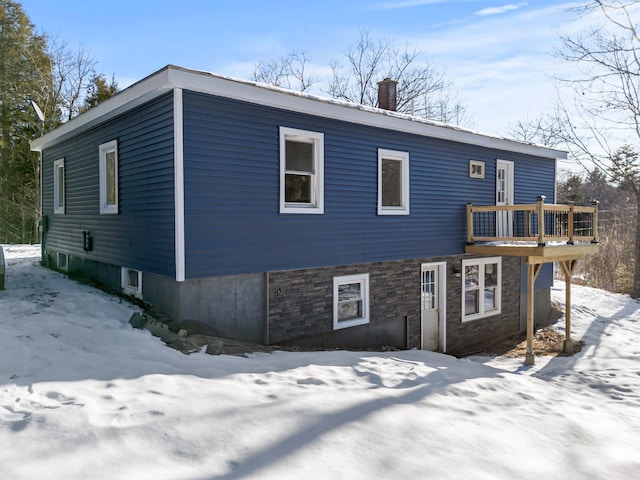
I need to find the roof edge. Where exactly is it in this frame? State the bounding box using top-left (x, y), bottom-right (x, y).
top-left (31, 65), bottom-right (567, 160)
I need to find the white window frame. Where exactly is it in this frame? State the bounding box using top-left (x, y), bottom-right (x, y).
top-left (53, 158), bottom-right (65, 214)
top-left (99, 140), bottom-right (119, 214)
top-left (121, 267), bottom-right (143, 299)
top-left (56, 252), bottom-right (68, 271)
top-left (377, 148), bottom-right (410, 215)
top-left (462, 257), bottom-right (501, 322)
top-left (469, 160), bottom-right (485, 179)
top-left (333, 273), bottom-right (370, 330)
top-left (279, 127), bottom-right (324, 214)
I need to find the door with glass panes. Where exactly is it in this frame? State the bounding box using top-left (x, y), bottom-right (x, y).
top-left (496, 160), bottom-right (514, 238)
top-left (421, 263), bottom-right (444, 351)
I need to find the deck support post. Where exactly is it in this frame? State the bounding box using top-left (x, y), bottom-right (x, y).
top-left (536, 195), bottom-right (546, 246)
top-left (525, 261), bottom-right (542, 366)
top-left (559, 259), bottom-right (578, 354)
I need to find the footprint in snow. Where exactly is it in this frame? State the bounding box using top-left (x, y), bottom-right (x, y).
top-left (0, 405), bottom-right (32, 432)
top-left (297, 377), bottom-right (327, 386)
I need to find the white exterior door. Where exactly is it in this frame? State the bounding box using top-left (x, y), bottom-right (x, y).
top-left (496, 160), bottom-right (514, 238)
top-left (421, 263), bottom-right (446, 351)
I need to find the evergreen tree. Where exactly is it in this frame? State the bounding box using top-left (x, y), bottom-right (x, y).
top-left (0, 0), bottom-right (52, 243)
top-left (80, 73), bottom-right (119, 113)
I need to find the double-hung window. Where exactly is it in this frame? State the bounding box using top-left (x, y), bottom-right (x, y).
top-left (53, 158), bottom-right (65, 214)
top-left (333, 273), bottom-right (370, 330)
top-left (280, 127), bottom-right (324, 214)
top-left (378, 149), bottom-right (410, 215)
top-left (462, 257), bottom-right (501, 321)
top-left (99, 140), bottom-right (118, 214)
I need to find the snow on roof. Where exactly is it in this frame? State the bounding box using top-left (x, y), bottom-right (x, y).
top-left (31, 64), bottom-right (566, 160)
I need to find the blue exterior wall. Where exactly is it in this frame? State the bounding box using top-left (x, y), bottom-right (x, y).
top-left (40, 86), bottom-right (557, 290)
top-left (182, 90), bottom-right (556, 281)
top-left (41, 92), bottom-right (176, 278)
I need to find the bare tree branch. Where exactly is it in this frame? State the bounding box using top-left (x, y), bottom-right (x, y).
top-left (252, 50), bottom-right (316, 92)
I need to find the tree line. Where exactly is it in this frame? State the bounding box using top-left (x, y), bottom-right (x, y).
top-left (557, 165), bottom-right (637, 294)
top-left (0, 0), bottom-right (118, 244)
top-left (509, 1), bottom-right (640, 297)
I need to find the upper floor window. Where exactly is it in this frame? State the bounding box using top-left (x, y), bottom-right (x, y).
top-left (378, 149), bottom-right (410, 215)
top-left (469, 160), bottom-right (485, 179)
top-left (462, 257), bottom-right (501, 321)
top-left (99, 140), bottom-right (118, 214)
top-left (279, 127), bottom-right (324, 214)
top-left (53, 158), bottom-right (65, 214)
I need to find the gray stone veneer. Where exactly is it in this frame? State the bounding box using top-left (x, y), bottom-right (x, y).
top-left (268, 255), bottom-right (527, 353)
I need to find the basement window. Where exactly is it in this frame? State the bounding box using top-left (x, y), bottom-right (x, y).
top-left (333, 273), bottom-right (370, 330)
top-left (56, 252), bottom-right (68, 271)
top-left (122, 267), bottom-right (142, 299)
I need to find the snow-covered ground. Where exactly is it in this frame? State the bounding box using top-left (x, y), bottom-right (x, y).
top-left (1, 245), bottom-right (639, 480)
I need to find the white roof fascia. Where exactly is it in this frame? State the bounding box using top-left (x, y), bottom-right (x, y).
top-left (165, 67), bottom-right (566, 160)
top-left (31, 65), bottom-right (567, 160)
top-left (30, 68), bottom-right (173, 152)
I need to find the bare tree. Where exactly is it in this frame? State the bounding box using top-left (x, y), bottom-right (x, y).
top-left (328, 30), bottom-right (469, 125)
top-left (254, 30), bottom-right (470, 126)
top-left (556, 169), bottom-right (636, 293)
top-left (253, 50), bottom-right (316, 92)
top-left (47, 39), bottom-right (97, 121)
top-left (508, 112), bottom-right (565, 147)
top-left (537, 1), bottom-right (640, 297)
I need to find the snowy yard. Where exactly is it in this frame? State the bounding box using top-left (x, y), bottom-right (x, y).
top-left (1, 245), bottom-right (639, 480)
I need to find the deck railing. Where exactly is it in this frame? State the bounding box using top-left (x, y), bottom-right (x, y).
top-left (467, 196), bottom-right (599, 245)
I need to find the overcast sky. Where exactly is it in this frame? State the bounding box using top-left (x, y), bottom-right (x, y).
top-left (20, 1), bottom-right (585, 141)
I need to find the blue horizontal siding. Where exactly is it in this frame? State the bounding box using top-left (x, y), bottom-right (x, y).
top-left (183, 91), bottom-right (556, 279)
top-left (42, 92), bottom-right (176, 277)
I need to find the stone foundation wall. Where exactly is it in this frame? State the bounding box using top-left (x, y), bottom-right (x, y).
top-left (268, 255), bottom-right (526, 353)
top-left (444, 255), bottom-right (522, 354)
top-left (268, 259), bottom-right (420, 349)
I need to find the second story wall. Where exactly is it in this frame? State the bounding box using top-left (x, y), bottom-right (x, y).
top-left (41, 92), bottom-right (176, 277)
top-left (182, 90), bottom-right (556, 278)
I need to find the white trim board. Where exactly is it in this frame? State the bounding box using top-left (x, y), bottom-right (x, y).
top-left (174, 88), bottom-right (186, 282)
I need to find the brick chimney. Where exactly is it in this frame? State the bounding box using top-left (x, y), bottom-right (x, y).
top-left (377, 78), bottom-right (398, 111)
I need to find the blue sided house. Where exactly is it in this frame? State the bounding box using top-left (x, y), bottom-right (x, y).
top-left (31, 65), bottom-right (599, 356)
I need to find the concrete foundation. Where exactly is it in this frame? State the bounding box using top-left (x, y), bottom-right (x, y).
top-left (144, 272), bottom-right (266, 343)
top-left (0, 246), bottom-right (5, 290)
top-left (42, 249), bottom-right (552, 353)
top-left (525, 352), bottom-right (536, 366)
top-left (43, 250), bottom-right (266, 343)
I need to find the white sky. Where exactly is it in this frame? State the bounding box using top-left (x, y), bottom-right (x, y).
top-left (1, 244), bottom-right (639, 479)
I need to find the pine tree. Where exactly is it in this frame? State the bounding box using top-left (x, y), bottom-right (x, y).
top-left (0, 0), bottom-right (52, 243)
top-left (80, 73), bottom-right (119, 113)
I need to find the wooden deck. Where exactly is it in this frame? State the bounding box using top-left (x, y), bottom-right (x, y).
top-left (466, 242), bottom-right (599, 263)
top-left (465, 196), bottom-right (599, 365)
top-left (466, 196), bottom-right (599, 246)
